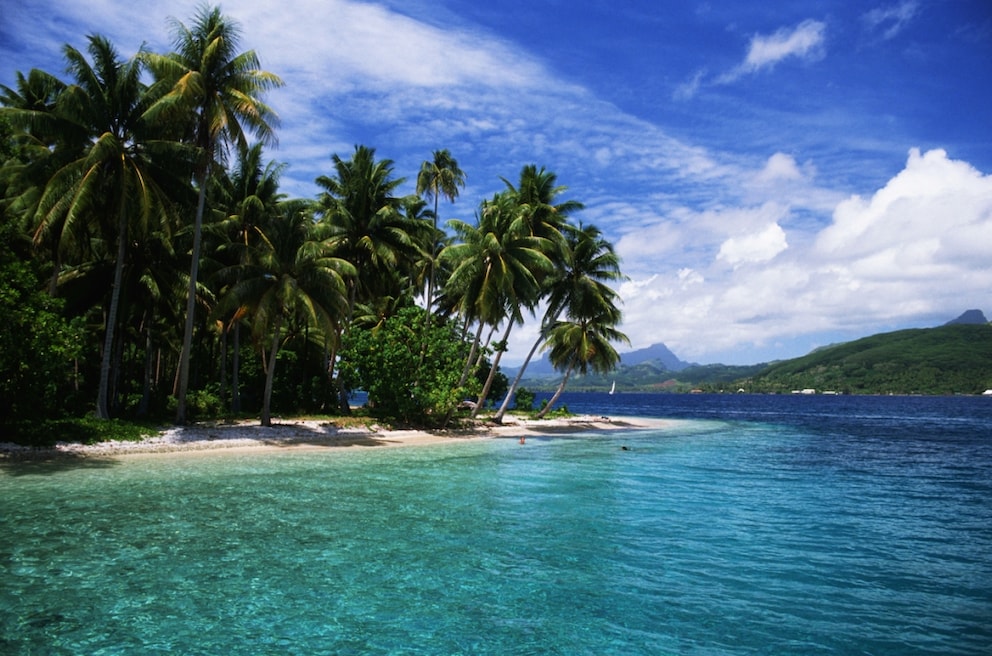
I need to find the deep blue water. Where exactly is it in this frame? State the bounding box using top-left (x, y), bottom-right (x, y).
top-left (2, 393), bottom-right (991, 655)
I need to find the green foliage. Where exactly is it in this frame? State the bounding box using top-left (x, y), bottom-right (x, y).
top-left (166, 386), bottom-right (224, 420)
top-left (513, 387), bottom-right (535, 411)
top-left (2, 417), bottom-right (156, 448)
top-left (338, 306), bottom-right (478, 424)
top-left (0, 223), bottom-right (85, 424)
top-left (743, 324), bottom-right (992, 394)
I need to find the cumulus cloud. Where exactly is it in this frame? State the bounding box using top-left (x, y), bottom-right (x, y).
top-left (615, 149), bottom-right (992, 362)
top-left (717, 222), bottom-right (789, 266)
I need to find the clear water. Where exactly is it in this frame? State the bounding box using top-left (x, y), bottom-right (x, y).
top-left (2, 394), bottom-right (991, 655)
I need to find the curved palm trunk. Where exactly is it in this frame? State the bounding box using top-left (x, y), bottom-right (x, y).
top-left (472, 320), bottom-right (514, 418)
top-left (442, 320), bottom-right (486, 428)
top-left (493, 329), bottom-right (545, 423)
top-left (176, 163), bottom-right (210, 424)
top-left (96, 208), bottom-right (129, 419)
top-left (535, 359), bottom-right (576, 419)
top-left (260, 312), bottom-right (284, 427)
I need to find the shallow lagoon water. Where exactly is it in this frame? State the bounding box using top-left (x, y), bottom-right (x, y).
top-left (2, 394), bottom-right (991, 654)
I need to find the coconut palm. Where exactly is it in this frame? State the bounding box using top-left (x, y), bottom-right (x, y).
top-left (0, 68), bottom-right (78, 290)
top-left (535, 307), bottom-right (629, 419)
top-left (213, 143), bottom-right (286, 412)
top-left (216, 202), bottom-right (353, 426)
top-left (144, 5), bottom-right (284, 423)
top-left (315, 145), bottom-right (421, 309)
top-left (441, 192), bottom-right (554, 417)
top-left (494, 222), bottom-right (624, 422)
top-left (5, 36), bottom-right (191, 419)
top-left (314, 145), bottom-right (426, 409)
top-left (416, 149), bottom-right (465, 317)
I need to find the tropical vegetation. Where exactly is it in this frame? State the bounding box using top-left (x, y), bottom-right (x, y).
top-left (0, 7), bottom-right (628, 441)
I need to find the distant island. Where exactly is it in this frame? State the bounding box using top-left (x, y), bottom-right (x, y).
top-left (515, 310), bottom-right (992, 396)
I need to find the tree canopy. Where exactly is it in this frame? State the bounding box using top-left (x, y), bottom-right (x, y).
top-left (0, 7), bottom-right (628, 436)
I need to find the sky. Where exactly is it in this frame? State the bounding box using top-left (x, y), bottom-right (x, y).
top-left (2, 0), bottom-right (991, 366)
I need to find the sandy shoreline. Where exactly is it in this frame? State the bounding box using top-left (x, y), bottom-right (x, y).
top-left (0, 415), bottom-right (664, 461)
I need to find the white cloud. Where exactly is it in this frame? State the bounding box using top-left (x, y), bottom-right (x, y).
top-left (719, 19), bottom-right (826, 84)
top-left (612, 149), bottom-right (992, 362)
top-left (717, 222), bottom-right (789, 266)
top-left (745, 19), bottom-right (827, 70)
top-left (863, 1), bottom-right (920, 40)
top-left (756, 152), bottom-right (805, 182)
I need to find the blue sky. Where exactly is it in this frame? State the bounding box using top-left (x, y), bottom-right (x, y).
top-left (3, 0), bottom-right (991, 366)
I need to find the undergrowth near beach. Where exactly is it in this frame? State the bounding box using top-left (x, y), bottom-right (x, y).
top-left (1, 417), bottom-right (158, 448)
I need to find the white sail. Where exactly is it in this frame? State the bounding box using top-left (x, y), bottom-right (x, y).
top-left (609, 380), bottom-right (616, 395)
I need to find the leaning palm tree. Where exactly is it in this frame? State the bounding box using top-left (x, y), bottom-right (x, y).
top-left (441, 192), bottom-right (554, 418)
top-left (535, 308), bottom-right (629, 419)
top-left (144, 5), bottom-right (283, 423)
top-left (216, 202), bottom-right (353, 426)
top-left (493, 222), bottom-right (624, 422)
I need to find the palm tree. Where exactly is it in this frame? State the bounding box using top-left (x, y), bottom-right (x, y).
top-left (144, 5), bottom-right (283, 424)
top-left (315, 145), bottom-right (421, 308)
top-left (467, 166), bottom-right (581, 418)
top-left (214, 143), bottom-right (286, 412)
top-left (493, 222), bottom-right (624, 422)
top-left (535, 308), bottom-right (629, 419)
top-left (441, 192), bottom-right (554, 418)
top-left (6, 36), bottom-right (190, 419)
top-left (314, 145), bottom-right (425, 408)
top-left (216, 203), bottom-right (353, 426)
top-left (1, 68), bottom-right (89, 293)
top-left (416, 149), bottom-right (465, 318)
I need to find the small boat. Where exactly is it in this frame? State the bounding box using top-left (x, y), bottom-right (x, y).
top-left (609, 380), bottom-right (616, 395)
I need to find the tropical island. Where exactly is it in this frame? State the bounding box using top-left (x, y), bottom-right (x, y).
top-left (0, 6), bottom-right (631, 448)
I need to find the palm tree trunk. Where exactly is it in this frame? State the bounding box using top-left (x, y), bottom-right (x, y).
top-left (442, 320), bottom-right (486, 428)
top-left (260, 312), bottom-right (284, 427)
top-left (493, 329), bottom-right (546, 423)
top-left (176, 161), bottom-right (211, 424)
top-left (535, 360), bottom-right (575, 419)
top-left (138, 321), bottom-right (154, 417)
top-left (96, 208), bottom-right (128, 419)
top-left (472, 320), bottom-right (513, 418)
top-left (232, 321), bottom-right (242, 413)
top-left (457, 321), bottom-right (486, 388)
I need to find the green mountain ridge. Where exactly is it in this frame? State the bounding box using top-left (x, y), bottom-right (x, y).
top-left (739, 323), bottom-right (992, 395)
top-left (518, 322), bottom-right (992, 395)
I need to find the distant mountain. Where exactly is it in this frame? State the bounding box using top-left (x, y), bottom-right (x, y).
top-left (945, 309), bottom-right (988, 325)
top-left (507, 341), bottom-right (692, 379)
top-left (619, 342), bottom-right (694, 371)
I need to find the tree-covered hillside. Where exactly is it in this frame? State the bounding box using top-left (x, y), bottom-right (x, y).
top-left (738, 324), bottom-right (992, 395)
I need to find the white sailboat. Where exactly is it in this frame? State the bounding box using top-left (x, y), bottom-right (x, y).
top-left (609, 380), bottom-right (616, 395)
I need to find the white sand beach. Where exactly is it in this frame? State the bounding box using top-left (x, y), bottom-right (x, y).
top-left (0, 415), bottom-right (665, 460)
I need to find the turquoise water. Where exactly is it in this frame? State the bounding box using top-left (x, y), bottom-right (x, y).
top-left (2, 396), bottom-right (991, 654)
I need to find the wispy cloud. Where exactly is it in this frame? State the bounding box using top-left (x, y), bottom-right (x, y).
top-left (863, 1), bottom-right (920, 40)
top-left (720, 19), bottom-right (827, 83)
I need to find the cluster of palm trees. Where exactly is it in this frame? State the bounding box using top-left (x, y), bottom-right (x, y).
top-left (0, 6), bottom-right (627, 427)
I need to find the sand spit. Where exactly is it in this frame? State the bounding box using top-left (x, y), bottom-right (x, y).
top-left (0, 415), bottom-right (664, 461)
